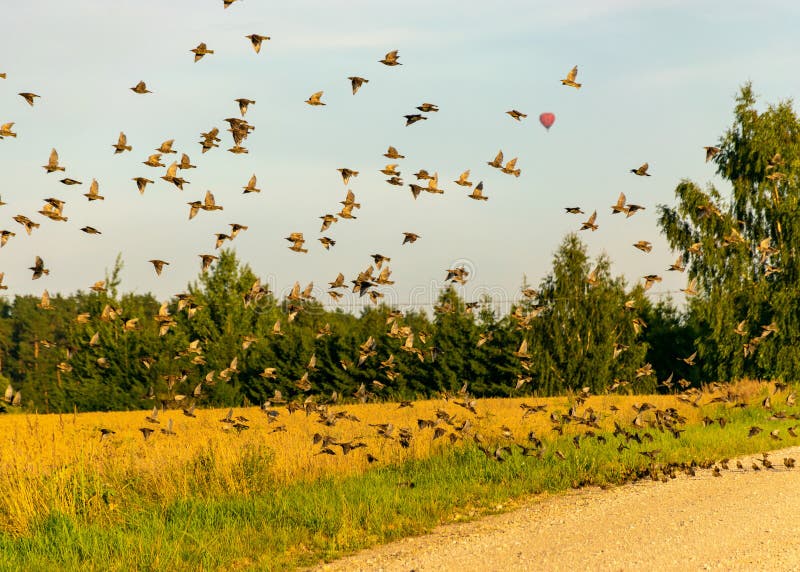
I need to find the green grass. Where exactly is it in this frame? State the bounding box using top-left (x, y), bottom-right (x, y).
top-left (0, 402), bottom-right (796, 572)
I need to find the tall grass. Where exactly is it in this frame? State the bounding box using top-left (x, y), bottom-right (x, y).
top-left (1, 380), bottom-right (797, 570)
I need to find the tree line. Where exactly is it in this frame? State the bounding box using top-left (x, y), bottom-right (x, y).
top-left (1, 84), bottom-right (794, 413)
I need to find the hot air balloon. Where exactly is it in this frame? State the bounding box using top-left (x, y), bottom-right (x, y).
top-left (539, 112), bottom-right (555, 131)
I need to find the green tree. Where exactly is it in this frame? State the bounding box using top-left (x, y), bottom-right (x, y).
top-left (657, 83), bottom-right (800, 381)
top-left (531, 234), bottom-right (649, 395)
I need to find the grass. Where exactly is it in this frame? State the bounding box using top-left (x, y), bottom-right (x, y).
top-left (1, 380), bottom-right (799, 570)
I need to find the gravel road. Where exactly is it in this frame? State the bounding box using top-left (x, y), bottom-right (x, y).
top-left (311, 447), bottom-right (800, 571)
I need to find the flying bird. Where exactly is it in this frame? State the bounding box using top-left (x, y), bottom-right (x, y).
top-left (235, 98), bottom-right (255, 117)
top-left (18, 92), bottom-right (40, 106)
top-left (507, 110), bottom-right (527, 121)
top-left (319, 214), bottom-right (338, 232)
top-left (402, 232), bottom-right (420, 245)
top-left (243, 174), bottom-right (260, 194)
top-left (133, 177), bottom-right (154, 194)
top-left (155, 139), bottom-right (176, 154)
top-left (417, 103), bottom-right (439, 113)
top-left (42, 149), bottom-right (65, 173)
top-left (580, 211), bottom-right (598, 231)
top-left (178, 153), bottom-right (196, 170)
top-left (191, 43), bottom-right (214, 62)
top-left (379, 50), bottom-right (401, 66)
top-left (467, 181), bottom-right (488, 201)
top-left (630, 163), bottom-right (651, 176)
top-left (561, 65), bottom-right (582, 88)
top-left (149, 259), bottom-right (169, 276)
top-left (0, 122), bottom-right (17, 138)
top-left (306, 91), bottom-right (325, 106)
top-left (0, 230), bottom-right (16, 247)
top-left (501, 157), bottom-right (520, 177)
top-left (384, 146), bottom-right (404, 159)
top-left (130, 81), bottom-right (152, 94)
top-left (611, 193), bottom-right (627, 214)
top-left (404, 114), bottom-right (426, 126)
top-left (668, 255), bottom-right (685, 272)
top-left (29, 256), bottom-right (49, 279)
top-left (487, 150), bottom-right (504, 168)
top-left (704, 146), bottom-right (721, 162)
top-left (348, 76), bottom-right (368, 94)
top-left (84, 179), bottom-right (104, 201)
top-left (246, 34), bottom-right (270, 53)
top-left (199, 254), bottom-right (218, 272)
top-left (13, 215), bottom-right (39, 235)
top-left (337, 168), bottom-right (359, 185)
top-left (112, 132), bottom-right (132, 154)
top-left (454, 170), bottom-right (473, 187)
top-left (285, 232), bottom-right (308, 253)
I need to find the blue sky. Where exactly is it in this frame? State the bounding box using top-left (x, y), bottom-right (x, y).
top-left (1, 0), bottom-right (799, 312)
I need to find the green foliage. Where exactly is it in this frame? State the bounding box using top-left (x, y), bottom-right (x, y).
top-left (657, 83), bottom-right (800, 382)
top-left (0, 241), bottom-right (659, 412)
top-left (528, 234), bottom-right (650, 395)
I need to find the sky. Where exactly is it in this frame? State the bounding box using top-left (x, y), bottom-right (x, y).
top-left (1, 0), bottom-right (800, 314)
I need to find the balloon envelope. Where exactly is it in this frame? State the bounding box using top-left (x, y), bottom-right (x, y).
top-left (539, 112), bottom-right (555, 130)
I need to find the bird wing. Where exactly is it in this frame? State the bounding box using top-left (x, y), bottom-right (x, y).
top-left (567, 65), bottom-right (578, 82)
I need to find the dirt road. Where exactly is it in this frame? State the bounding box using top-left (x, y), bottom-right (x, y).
top-left (311, 447), bottom-right (800, 571)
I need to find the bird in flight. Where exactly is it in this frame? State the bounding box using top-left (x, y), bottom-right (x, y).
top-left (402, 232), bottom-right (420, 245)
top-left (385, 146), bottom-right (404, 159)
top-left (468, 181), bottom-right (488, 201)
top-left (454, 170), bottom-right (473, 187)
top-left (704, 146), bottom-right (721, 162)
top-left (507, 110), bottom-right (527, 121)
top-left (243, 174), bottom-right (260, 194)
top-left (285, 232), bottom-right (308, 253)
top-left (112, 132), bottom-right (132, 154)
top-left (191, 43), bottom-right (214, 62)
top-left (246, 34), bottom-right (270, 53)
top-left (630, 163), bottom-right (651, 176)
top-left (84, 179), bottom-right (105, 201)
top-left (580, 211), bottom-right (598, 231)
top-left (130, 81), bottom-right (152, 94)
top-left (306, 91), bottom-right (325, 106)
top-left (379, 50), bottom-right (401, 66)
top-left (487, 150), bottom-right (504, 168)
top-left (337, 168), bottom-right (359, 185)
top-left (43, 149), bottom-right (65, 173)
top-left (29, 256), bottom-right (49, 280)
top-left (19, 92), bottom-right (40, 106)
top-left (0, 122), bottom-right (16, 138)
top-left (561, 65), bottom-right (582, 88)
top-left (149, 259), bottom-right (169, 276)
top-left (133, 177), bottom-right (154, 194)
top-left (349, 76), bottom-right (368, 94)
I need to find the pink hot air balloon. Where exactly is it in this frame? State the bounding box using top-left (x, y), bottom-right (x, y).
top-left (539, 112), bottom-right (555, 131)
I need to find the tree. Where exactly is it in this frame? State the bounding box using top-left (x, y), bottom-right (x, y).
top-left (531, 234), bottom-right (650, 395)
top-left (658, 83), bottom-right (800, 381)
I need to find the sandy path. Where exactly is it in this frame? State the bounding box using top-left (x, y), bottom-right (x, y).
top-left (311, 447), bottom-right (800, 572)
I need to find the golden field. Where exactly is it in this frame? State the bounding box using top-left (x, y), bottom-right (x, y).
top-left (0, 380), bottom-right (773, 536)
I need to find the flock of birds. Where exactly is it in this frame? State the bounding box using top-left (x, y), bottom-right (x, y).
top-left (2, 0), bottom-right (797, 484)
top-left (67, 380), bottom-right (800, 485)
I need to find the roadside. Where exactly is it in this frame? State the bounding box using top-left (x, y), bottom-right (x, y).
top-left (311, 446), bottom-right (800, 572)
